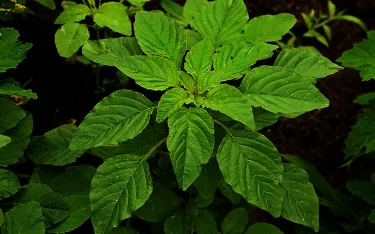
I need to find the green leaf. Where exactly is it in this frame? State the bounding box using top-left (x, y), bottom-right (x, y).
top-left (164, 212), bottom-right (196, 234)
top-left (0, 209), bottom-right (3, 228)
top-left (87, 146), bottom-right (115, 160)
top-left (186, 29), bottom-right (203, 50)
top-left (110, 226), bottom-right (139, 234)
top-left (185, 37), bottom-right (214, 79)
top-left (0, 82), bottom-right (37, 99)
top-left (322, 25), bottom-right (332, 41)
top-left (183, 0), bottom-right (208, 27)
top-left (127, 0), bottom-right (149, 7)
top-left (240, 66), bottom-right (329, 114)
top-left (70, 90), bottom-right (154, 150)
top-left (35, 0), bottom-right (56, 10)
top-left (217, 131), bottom-right (283, 217)
top-left (93, 2), bottom-right (132, 36)
top-left (179, 71), bottom-right (195, 92)
top-left (0, 114), bottom-right (33, 167)
top-left (192, 195), bottom-right (215, 208)
top-left (135, 182), bottom-right (181, 222)
top-left (90, 154), bottom-right (153, 234)
top-left (328, 1), bottom-right (336, 17)
top-left (245, 223), bottom-right (283, 234)
top-left (0, 98), bottom-right (25, 133)
top-left (253, 107), bottom-right (280, 131)
top-left (192, 0), bottom-right (248, 47)
top-left (0, 134), bottom-right (11, 148)
top-left (114, 123), bottom-right (167, 158)
top-left (368, 209), bottom-right (375, 224)
top-left (82, 37), bottom-right (143, 66)
top-left (38, 192), bottom-right (70, 227)
top-left (193, 159), bottom-right (220, 199)
top-left (167, 107), bottom-right (215, 190)
top-left (198, 71), bottom-right (231, 93)
top-left (274, 48), bottom-right (342, 82)
top-left (347, 181), bottom-right (375, 204)
top-left (217, 178), bottom-right (242, 204)
top-left (49, 196), bottom-right (90, 233)
top-left (344, 109), bottom-right (375, 158)
top-left (0, 28), bottom-right (32, 72)
top-left (16, 184), bottom-right (70, 228)
top-left (161, 0), bottom-right (186, 26)
top-left (134, 11), bottom-right (186, 66)
top-left (54, 4), bottom-right (90, 24)
top-left (48, 165), bottom-right (96, 197)
top-left (221, 208), bottom-right (248, 234)
top-left (337, 31), bottom-right (375, 81)
top-left (301, 13), bottom-right (312, 29)
top-left (28, 124), bottom-right (86, 166)
top-left (213, 42), bottom-right (277, 78)
top-left (2, 202), bottom-right (45, 234)
top-left (354, 92), bottom-right (375, 105)
top-left (244, 13), bottom-right (296, 43)
top-left (202, 84), bottom-right (255, 129)
top-left (335, 15), bottom-right (367, 31)
top-left (114, 56), bottom-right (179, 90)
top-left (0, 169), bottom-right (20, 200)
top-left (196, 209), bottom-right (219, 234)
top-left (55, 23), bottom-right (90, 58)
top-left (281, 164), bottom-right (319, 232)
top-left (311, 30), bottom-right (329, 47)
top-left (157, 88), bottom-right (190, 122)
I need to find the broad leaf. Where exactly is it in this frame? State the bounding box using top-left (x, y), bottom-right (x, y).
top-left (221, 208), bottom-right (248, 234)
top-left (253, 107), bottom-right (280, 131)
top-left (49, 196), bottom-right (90, 233)
top-left (196, 209), bottom-right (219, 234)
top-left (0, 28), bottom-right (32, 72)
top-left (179, 71), bottom-right (195, 92)
top-left (213, 42), bottom-right (277, 78)
top-left (183, 0), bottom-right (208, 27)
top-left (337, 31), bottom-right (375, 81)
top-left (274, 48), bottom-right (342, 82)
top-left (185, 37), bottom-right (214, 79)
top-left (48, 165), bottom-right (96, 197)
top-left (127, 0), bottom-right (149, 7)
top-left (54, 4), bottom-right (91, 24)
top-left (0, 169), bottom-right (20, 200)
top-left (167, 107), bottom-right (215, 190)
top-left (244, 14), bottom-right (296, 43)
top-left (55, 23), bottom-right (90, 58)
top-left (245, 223), bottom-right (283, 234)
top-left (193, 195), bottom-right (215, 208)
top-left (0, 114), bottom-right (33, 167)
top-left (0, 82), bottom-right (37, 99)
top-left (157, 87), bottom-right (190, 122)
top-left (135, 182), bottom-right (181, 222)
top-left (0, 134), bottom-right (11, 148)
top-left (2, 202), bottom-right (45, 234)
top-left (114, 123), bottom-right (167, 158)
top-left (114, 56), bottom-right (179, 90)
top-left (88, 146), bottom-right (116, 160)
top-left (164, 212), bottom-right (196, 234)
top-left (198, 71), bottom-right (232, 92)
top-left (135, 11), bottom-right (186, 66)
top-left (82, 37), bottom-right (143, 66)
top-left (281, 164), bottom-right (319, 232)
top-left (70, 90), bottom-right (154, 150)
top-left (347, 181), bottom-right (375, 204)
top-left (240, 66), bottom-right (329, 114)
top-left (193, 159), bottom-right (220, 199)
top-left (344, 109), bottom-right (375, 158)
top-left (192, 0), bottom-right (248, 47)
top-left (0, 98), bottom-right (25, 133)
top-left (35, 0), bottom-right (56, 9)
top-left (186, 29), bottom-right (203, 50)
top-left (161, 0), bottom-right (186, 26)
top-left (217, 178), bottom-right (241, 204)
top-left (90, 154), bottom-right (153, 234)
top-left (16, 183), bottom-right (53, 203)
top-left (217, 131), bottom-right (283, 217)
top-left (93, 2), bottom-right (132, 36)
top-left (354, 92), bottom-right (375, 105)
top-left (28, 124), bottom-right (86, 166)
top-left (202, 84), bottom-right (255, 129)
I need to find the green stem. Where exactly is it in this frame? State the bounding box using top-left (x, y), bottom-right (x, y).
top-left (146, 136), bottom-right (168, 159)
top-left (313, 17), bottom-right (335, 30)
top-left (213, 119), bottom-right (231, 134)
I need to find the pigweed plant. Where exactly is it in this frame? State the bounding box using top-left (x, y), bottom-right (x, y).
top-left (0, 0), bottom-right (344, 233)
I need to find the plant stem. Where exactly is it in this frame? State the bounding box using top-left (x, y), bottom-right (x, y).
top-left (213, 119), bottom-right (231, 134)
top-left (146, 136), bottom-right (168, 159)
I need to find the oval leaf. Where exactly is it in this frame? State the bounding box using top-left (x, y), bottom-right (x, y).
top-left (55, 23), bottom-right (90, 58)
top-left (70, 90), bottom-right (154, 150)
top-left (157, 87), bottom-right (190, 122)
top-left (184, 37), bottom-right (214, 79)
top-left (217, 131), bottom-right (283, 217)
top-left (0, 98), bottom-right (25, 133)
top-left (0, 169), bottom-right (20, 200)
top-left (167, 107), bottom-right (215, 190)
top-left (221, 208), bottom-right (248, 234)
top-left (245, 223), bottom-right (283, 234)
top-left (54, 4), bottom-right (91, 24)
top-left (90, 154), bottom-right (153, 234)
